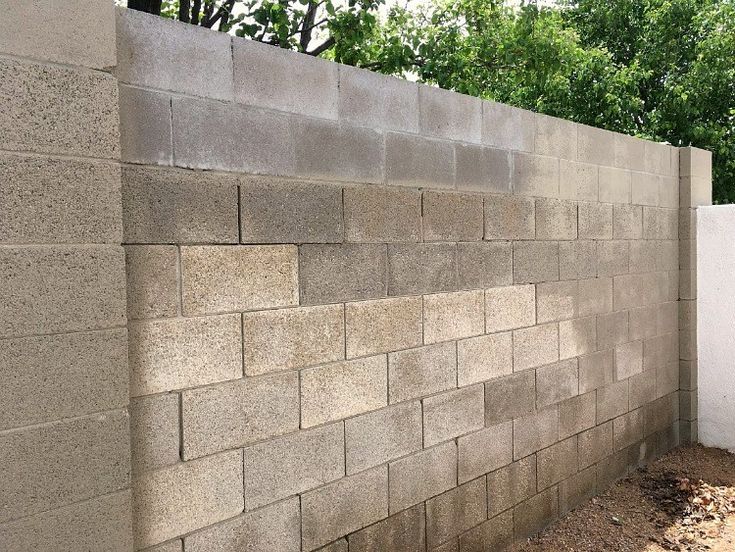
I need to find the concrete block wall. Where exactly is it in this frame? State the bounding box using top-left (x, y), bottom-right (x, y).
top-left (0, 1), bottom-right (131, 551)
top-left (115, 7), bottom-right (690, 552)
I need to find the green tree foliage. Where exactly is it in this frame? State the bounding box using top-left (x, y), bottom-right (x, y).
top-left (127, 0), bottom-right (735, 201)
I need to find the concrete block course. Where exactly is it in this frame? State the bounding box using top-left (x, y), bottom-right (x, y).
top-left (345, 187), bottom-right (421, 242)
top-left (535, 198), bottom-right (577, 240)
top-left (485, 284), bottom-right (536, 332)
top-left (388, 342), bottom-right (457, 403)
top-left (487, 456), bottom-right (537, 518)
top-left (388, 243), bottom-right (458, 296)
top-left (578, 201), bottom-right (613, 239)
top-left (599, 166), bottom-right (632, 204)
top-left (346, 295), bottom-right (423, 357)
top-left (424, 290), bottom-right (485, 344)
top-left (482, 101), bottom-right (535, 152)
top-left (423, 385), bottom-right (485, 446)
top-left (559, 316), bottom-right (597, 359)
top-left (426, 478), bottom-right (488, 548)
top-left (130, 393), bottom-right (180, 474)
top-left (485, 370), bottom-right (536, 424)
top-left (458, 241), bottom-right (513, 289)
top-left (458, 422), bottom-right (513, 483)
top-left (240, 177), bottom-right (343, 243)
top-left (513, 241), bottom-right (560, 283)
top-left (513, 323), bottom-right (559, 372)
top-left (513, 486), bottom-right (559, 539)
top-left (535, 114), bottom-right (577, 160)
top-left (514, 153), bottom-right (560, 198)
top-left (513, 407), bottom-right (560, 460)
top-left (484, 194), bottom-right (535, 239)
top-left (349, 505), bottom-right (426, 552)
top-left (537, 436), bottom-right (579, 490)
top-left (455, 144), bottom-right (512, 193)
top-left (181, 245), bottom-right (298, 314)
top-left (385, 132), bottom-right (455, 188)
top-left (423, 191), bottom-right (484, 242)
top-left (125, 246), bottom-right (179, 319)
top-left (301, 466), bottom-right (388, 551)
top-left (560, 160), bottom-right (598, 202)
top-left (536, 359), bottom-right (579, 408)
top-left (457, 332), bottom-right (513, 386)
top-left (559, 240), bottom-right (597, 280)
top-left (300, 356), bottom-right (388, 427)
top-left (536, 280), bottom-right (578, 323)
top-left (118, 85), bottom-right (173, 165)
top-left (419, 84), bottom-right (482, 142)
top-left (243, 304), bottom-right (344, 375)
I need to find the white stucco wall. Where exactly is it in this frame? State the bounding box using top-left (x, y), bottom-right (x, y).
top-left (698, 205), bottom-right (735, 452)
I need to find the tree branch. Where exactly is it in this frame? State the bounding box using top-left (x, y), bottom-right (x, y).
top-left (179, 0), bottom-right (191, 22)
top-left (307, 36), bottom-right (335, 56)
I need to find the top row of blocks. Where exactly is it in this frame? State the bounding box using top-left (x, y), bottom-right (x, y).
top-left (114, 8), bottom-right (677, 175)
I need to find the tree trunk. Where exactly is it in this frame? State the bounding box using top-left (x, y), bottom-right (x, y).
top-left (128, 0), bottom-right (163, 14)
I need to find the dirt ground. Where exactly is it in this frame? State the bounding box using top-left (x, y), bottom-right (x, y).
top-left (511, 445), bottom-right (735, 552)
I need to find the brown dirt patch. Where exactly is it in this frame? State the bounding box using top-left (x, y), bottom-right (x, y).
top-left (510, 445), bottom-right (735, 552)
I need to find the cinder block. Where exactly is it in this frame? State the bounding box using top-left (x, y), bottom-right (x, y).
top-left (513, 407), bottom-right (559, 460)
top-left (126, 246), bottom-right (178, 319)
top-left (596, 311), bottom-right (629, 349)
top-left (487, 456), bottom-right (537, 518)
top-left (181, 245), bottom-right (298, 315)
top-left (599, 166), bottom-right (632, 204)
top-left (644, 141), bottom-right (671, 175)
top-left (485, 370), bottom-right (536, 425)
top-left (346, 401), bottom-right (422, 474)
top-left (559, 317), bottom-right (597, 359)
top-left (513, 323), bottom-right (559, 372)
top-left (458, 422), bottom-right (513, 483)
top-left (0, 491), bottom-right (132, 552)
top-left (614, 134), bottom-right (646, 172)
top-left (455, 144), bottom-right (512, 193)
top-left (643, 207), bottom-right (678, 240)
top-left (301, 466), bottom-right (388, 551)
top-left (182, 373), bottom-right (299, 458)
top-left (243, 304), bottom-right (344, 375)
top-left (679, 239), bottom-right (696, 271)
top-left (185, 497), bottom-right (299, 552)
top-left (629, 241), bottom-right (658, 274)
top-left (537, 436), bottom-right (578, 490)
top-left (132, 451), bottom-right (243, 550)
top-left (577, 277), bottom-right (612, 317)
top-left (657, 362), bottom-right (679, 399)
top-left (0, 154), bottom-right (121, 244)
top-left (301, 356), bottom-right (387, 427)
top-left (339, 65), bottom-right (419, 132)
top-left (457, 332), bottom-right (513, 386)
top-left (680, 360), bottom-right (698, 391)
top-left (628, 370), bottom-right (656, 410)
top-left (388, 441), bottom-right (457, 514)
top-left (535, 198), bottom-right (577, 240)
top-left (0, 410), bottom-right (129, 523)
top-left (423, 191), bottom-right (483, 242)
top-left (659, 176), bottom-right (679, 208)
top-left (122, 165), bottom-right (239, 244)
top-left (293, 118), bottom-right (383, 183)
top-left (316, 540), bottom-right (348, 552)
top-left (596, 446), bottom-right (634, 489)
top-left (559, 391), bottom-right (596, 439)
top-left (349, 504), bottom-right (426, 552)
top-left (559, 160), bottom-right (598, 201)
top-left (458, 242), bottom-right (513, 289)
top-left (679, 269), bottom-right (696, 301)
top-left (578, 422), bottom-right (613, 469)
top-left (615, 340), bottom-right (643, 380)
top-left (1, 59), bottom-right (119, 158)
top-left (119, 85), bottom-right (172, 165)
top-left (681, 174), bottom-right (713, 209)
top-left (559, 466), bottom-right (597, 514)
top-left (172, 96), bottom-right (294, 174)
top-left (426, 478), bottom-right (487, 548)
top-left (423, 385), bottom-right (485, 446)
top-left (459, 510), bottom-right (513, 552)
top-left (388, 243), bottom-right (457, 296)
top-left (597, 240), bottom-right (629, 277)
top-left (579, 202), bottom-right (613, 240)
top-left (385, 132), bottom-right (454, 189)
top-left (536, 280), bottom-right (578, 323)
top-left (644, 394), bottom-right (679, 436)
top-left (128, 314), bottom-right (241, 396)
top-left (485, 195), bottom-right (535, 241)
top-left (631, 172), bottom-right (659, 206)
top-left (116, 7), bottom-right (232, 97)
top-left (577, 125), bottom-right (615, 166)
top-left (485, 284), bottom-right (536, 333)
top-left (0, 0), bottom-right (115, 68)
top-left (233, 38), bottom-right (337, 117)
top-left (347, 297), bottom-right (422, 358)
top-left (482, 101), bottom-right (535, 152)
top-left (513, 487), bottom-right (559, 539)
top-left (559, 240), bottom-right (597, 280)
top-left (419, 84), bottom-right (482, 142)
top-left (612, 204), bottom-right (643, 239)
top-left (388, 342), bottom-right (457, 404)
top-left (679, 208), bottom-right (697, 240)
top-left (513, 241), bottom-right (559, 284)
top-left (535, 114), bottom-right (577, 160)
top-left (613, 409), bottom-right (644, 450)
top-left (130, 393), bottom-right (179, 474)
top-left (659, 302), bottom-right (679, 334)
top-left (242, 423), bottom-right (344, 511)
top-left (680, 147), bottom-right (712, 178)
top-left (513, 153), bottom-right (559, 198)
top-left (0, 245), bottom-right (125, 338)
top-left (0, 329), bottom-right (127, 431)
top-left (536, 359), bottom-right (579, 408)
top-left (597, 380), bottom-right (629, 423)
top-left (345, 187), bottom-right (421, 242)
top-left (423, 290), bottom-right (485, 344)
top-left (300, 244), bottom-right (387, 305)
top-left (578, 349), bottom-right (614, 393)
top-left (240, 177), bottom-right (343, 243)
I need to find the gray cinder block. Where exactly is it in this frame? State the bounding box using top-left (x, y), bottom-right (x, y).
top-left (536, 436), bottom-right (578, 490)
top-left (455, 144), bottom-right (512, 193)
top-left (346, 296), bottom-right (422, 358)
top-left (614, 134), bottom-right (646, 172)
top-left (615, 340), bottom-right (644, 380)
top-left (513, 241), bottom-right (559, 284)
top-left (535, 198), bottom-right (577, 240)
top-left (242, 424), bottom-right (344, 510)
top-left (419, 84), bottom-right (482, 142)
top-left (631, 172), bottom-right (660, 206)
top-left (486, 456), bottom-right (537, 518)
top-left (597, 380), bottom-right (629, 423)
top-left (423, 385), bottom-right (485, 447)
top-left (116, 8), bottom-right (233, 99)
top-left (512, 406), bottom-right (560, 460)
top-left (535, 114), bottom-right (577, 160)
top-left (560, 160), bottom-right (598, 202)
top-left (599, 166), bottom-right (632, 204)
top-left (130, 393), bottom-right (180, 475)
top-left (513, 323), bottom-right (559, 371)
top-left (577, 124), bottom-right (615, 167)
top-left (128, 315), bottom-right (242, 396)
top-left (388, 442), bottom-right (457, 514)
top-left (118, 85), bottom-right (172, 165)
top-left (559, 391), bottom-right (596, 439)
top-left (423, 290), bottom-right (485, 344)
top-left (513, 487), bottom-right (559, 539)
top-left (484, 194), bottom-right (535, 240)
top-left (613, 204), bottom-right (643, 239)
top-left (596, 240), bottom-right (629, 277)
top-left (425, 478), bottom-right (487, 548)
top-left (459, 510), bottom-right (514, 552)
top-left (388, 243), bottom-right (457, 296)
top-left (536, 280), bottom-right (578, 324)
top-left (577, 277), bottom-right (613, 317)
top-left (388, 342), bottom-right (457, 404)
top-left (578, 349), bottom-right (614, 393)
top-left (457, 332), bottom-right (513, 386)
top-left (457, 421), bottom-right (513, 483)
top-left (559, 316), bottom-right (597, 359)
top-left (578, 201), bottom-right (613, 239)
top-left (558, 240), bottom-right (597, 280)
top-left (423, 191), bottom-right (483, 242)
top-left (233, 38), bottom-right (338, 118)
top-left (513, 153), bottom-right (560, 198)
top-left (125, 246), bottom-right (179, 319)
top-left (485, 371), bottom-right (535, 425)
top-left (536, 359), bottom-right (579, 408)
top-left (344, 187), bottom-right (421, 243)
top-left (458, 242), bottom-right (513, 289)
top-left (348, 505), bottom-right (426, 552)
top-left (482, 101), bottom-right (535, 152)
top-left (301, 466), bottom-right (388, 551)
top-left (385, 132), bottom-right (455, 189)
top-left (613, 409), bottom-right (644, 451)
top-left (181, 373), bottom-right (299, 458)
top-left (485, 284), bottom-right (536, 333)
